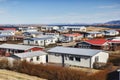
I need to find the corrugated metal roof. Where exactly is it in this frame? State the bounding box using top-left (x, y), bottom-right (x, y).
top-left (87, 31), bottom-right (101, 34)
top-left (25, 37), bottom-right (53, 41)
top-left (48, 46), bottom-right (102, 56)
top-left (13, 50), bottom-right (47, 58)
top-left (105, 30), bottom-right (118, 32)
top-left (84, 39), bottom-right (108, 45)
top-left (0, 43), bottom-right (41, 50)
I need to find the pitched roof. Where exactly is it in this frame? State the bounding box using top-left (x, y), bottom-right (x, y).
top-left (13, 50), bottom-right (47, 59)
top-left (84, 39), bottom-right (108, 45)
top-left (48, 46), bottom-right (102, 56)
top-left (0, 43), bottom-right (42, 50)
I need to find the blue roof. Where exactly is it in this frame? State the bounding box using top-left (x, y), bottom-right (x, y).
top-left (48, 46), bottom-right (103, 56)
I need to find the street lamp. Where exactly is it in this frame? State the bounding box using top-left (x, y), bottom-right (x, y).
top-left (117, 69), bottom-right (120, 80)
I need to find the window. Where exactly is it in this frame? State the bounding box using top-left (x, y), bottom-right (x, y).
top-left (36, 56), bottom-right (40, 61)
top-left (69, 56), bottom-right (74, 61)
top-left (75, 57), bottom-right (81, 62)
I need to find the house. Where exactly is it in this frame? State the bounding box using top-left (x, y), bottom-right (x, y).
top-left (56, 29), bottom-right (69, 33)
top-left (84, 31), bottom-right (103, 38)
top-left (0, 43), bottom-right (43, 56)
top-left (61, 33), bottom-right (83, 42)
top-left (23, 31), bottom-right (43, 38)
top-left (102, 30), bottom-right (119, 36)
top-left (0, 27), bottom-right (16, 31)
top-left (107, 37), bottom-right (120, 51)
top-left (74, 39), bottom-right (110, 50)
top-left (41, 26), bottom-right (59, 31)
top-left (62, 26), bottom-right (86, 32)
top-left (23, 36), bottom-right (56, 47)
top-left (0, 30), bottom-right (15, 36)
top-left (17, 26), bottom-right (38, 32)
top-left (47, 46), bottom-right (109, 68)
top-left (11, 50), bottom-right (47, 64)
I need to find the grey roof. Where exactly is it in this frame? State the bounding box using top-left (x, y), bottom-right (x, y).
top-left (13, 50), bottom-right (47, 59)
top-left (23, 31), bottom-right (43, 34)
top-left (87, 31), bottom-right (101, 34)
top-left (25, 35), bottom-right (54, 41)
top-left (0, 35), bottom-right (13, 37)
top-left (63, 26), bottom-right (85, 28)
top-left (25, 37), bottom-right (53, 41)
top-left (48, 46), bottom-right (102, 56)
top-left (0, 43), bottom-right (41, 50)
top-left (105, 30), bottom-right (118, 32)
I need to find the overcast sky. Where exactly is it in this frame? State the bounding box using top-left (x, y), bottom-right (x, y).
top-left (0, 0), bottom-right (120, 24)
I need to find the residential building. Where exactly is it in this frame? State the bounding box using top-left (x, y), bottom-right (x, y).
top-left (62, 26), bottom-right (86, 32)
top-left (61, 33), bottom-right (83, 42)
top-left (74, 39), bottom-right (110, 50)
top-left (84, 31), bottom-right (103, 38)
top-left (11, 50), bottom-right (47, 64)
top-left (102, 30), bottom-right (119, 36)
top-left (0, 43), bottom-right (43, 56)
top-left (23, 35), bottom-right (56, 46)
top-left (41, 26), bottom-right (59, 31)
top-left (47, 46), bottom-right (109, 68)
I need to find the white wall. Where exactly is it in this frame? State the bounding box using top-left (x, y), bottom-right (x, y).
top-left (21, 55), bottom-right (46, 64)
top-left (91, 52), bottom-right (109, 68)
top-left (64, 56), bottom-right (90, 67)
top-left (48, 53), bottom-right (91, 68)
top-left (48, 54), bottom-right (62, 63)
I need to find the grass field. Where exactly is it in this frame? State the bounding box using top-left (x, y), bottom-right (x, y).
top-left (0, 69), bottom-right (46, 80)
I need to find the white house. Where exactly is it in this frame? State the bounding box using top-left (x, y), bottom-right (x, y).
top-left (18, 26), bottom-right (38, 32)
top-left (85, 31), bottom-right (103, 38)
top-left (61, 33), bottom-right (83, 42)
top-left (41, 26), bottom-right (59, 31)
top-left (23, 36), bottom-right (56, 46)
top-left (47, 46), bottom-right (109, 68)
top-left (11, 50), bottom-right (47, 64)
top-left (102, 30), bottom-right (119, 36)
top-left (0, 43), bottom-right (44, 56)
top-left (62, 26), bottom-right (86, 32)
top-left (0, 30), bottom-right (15, 36)
top-left (23, 31), bottom-right (43, 38)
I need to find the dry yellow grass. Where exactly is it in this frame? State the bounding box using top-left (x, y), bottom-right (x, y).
top-left (0, 69), bottom-right (46, 80)
top-left (70, 67), bottom-right (100, 75)
top-left (87, 26), bottom-right (110, 32)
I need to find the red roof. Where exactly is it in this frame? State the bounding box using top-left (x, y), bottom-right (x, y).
top-left (0, 28), bottom-right (16, 31)
top-left (63, 33), bottom-right (82, 37)
top-left (108, 40), bottom-right (120, 43)
top-left (85, 39), bottom-right (108, 45)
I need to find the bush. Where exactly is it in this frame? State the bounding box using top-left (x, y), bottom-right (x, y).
top-left (0, 58), bottom-right (109, 80)
top-left (0, 58), bottom-right (9, 69)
